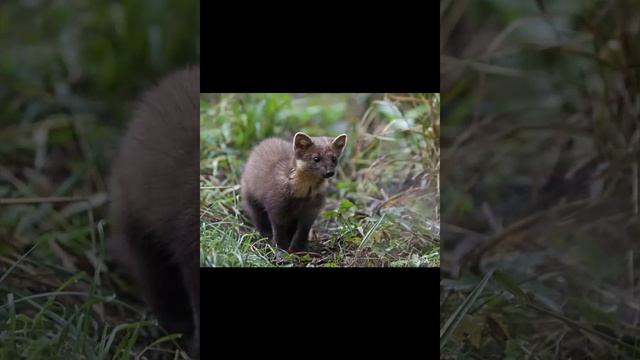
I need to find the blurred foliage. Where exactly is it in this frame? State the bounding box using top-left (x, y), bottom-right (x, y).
top-left (442, 0), bottom-right (640, 358)
top-left (0, 0), bottom-right (199, 127)
top-left (200, 93), bottom-right (349, 154)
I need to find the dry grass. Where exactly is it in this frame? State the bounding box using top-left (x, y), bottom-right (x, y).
top-left (441, 1), bottom-right (640, 358)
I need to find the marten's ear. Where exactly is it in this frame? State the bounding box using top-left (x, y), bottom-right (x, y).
top-left (331, 134), bottom-right (347, 153)
top-left (293, 132), bottom-right (314, 152)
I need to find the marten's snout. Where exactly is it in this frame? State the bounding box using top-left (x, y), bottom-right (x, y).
top-left (323, 171), bottom-right (335, 178)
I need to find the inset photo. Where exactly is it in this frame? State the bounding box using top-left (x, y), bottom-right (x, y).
top-left (200, 93), bottom-right (439, 267)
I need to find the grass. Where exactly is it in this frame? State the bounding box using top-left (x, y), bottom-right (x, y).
top-left (200, 93), bottom-right (440, 267)
top-left (0, 202), bottom-right (191, 359)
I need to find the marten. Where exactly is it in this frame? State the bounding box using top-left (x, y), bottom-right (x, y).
top-left (107, 66), bottom-right (200, 357)
top-left (240, 132), bottom-right (348, 253)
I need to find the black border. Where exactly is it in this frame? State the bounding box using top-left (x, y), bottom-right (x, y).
top-left (200, 267), bottom-right (440, 357)
top-left (200, 2), bottom-right (440, 93)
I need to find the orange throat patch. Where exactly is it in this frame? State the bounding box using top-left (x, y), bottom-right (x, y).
top-left (288, 168), bottom-right (326, 198)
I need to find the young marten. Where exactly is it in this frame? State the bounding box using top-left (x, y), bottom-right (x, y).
top-left (241, 132), bottom-right (348, 252)
top-left (108, 66), bottom-right (200, 357)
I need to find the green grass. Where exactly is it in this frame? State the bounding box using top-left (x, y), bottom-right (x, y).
top-left (0, 211), bottom-right (191, 359)
top-left (200, 93), bottom-right (440, 267)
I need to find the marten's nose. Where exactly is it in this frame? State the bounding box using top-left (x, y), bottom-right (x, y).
top-left (324, 171), bottom-right (335, 178)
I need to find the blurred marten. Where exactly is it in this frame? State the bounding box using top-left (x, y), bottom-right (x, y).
top-left (108, 66), bottom-right (200, 357)
top-left (241, 132), bottom-right (347, 252)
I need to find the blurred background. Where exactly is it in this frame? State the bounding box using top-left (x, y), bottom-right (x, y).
top-left (200, 93), bottom-right (440, 267)
top-left (0, 1), bottom-right (198, 358)
top-left (441, 0), bottom-right (640, 358)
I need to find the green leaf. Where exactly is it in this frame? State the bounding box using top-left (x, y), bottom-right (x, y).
top-left (339, 199), bottom-right (355, 211)
top-left (322, 210), bottom-right (338, 219)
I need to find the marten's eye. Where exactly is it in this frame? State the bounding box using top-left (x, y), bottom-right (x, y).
top-left (313, 156), bottom-right (321, 162)
top-left (331, 155), bottom-right (337, 162)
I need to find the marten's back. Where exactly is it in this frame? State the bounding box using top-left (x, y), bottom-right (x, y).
top-left (109, 66), bottom-right (199, 258)
top-left (241, 138), bottom-right (292, 200)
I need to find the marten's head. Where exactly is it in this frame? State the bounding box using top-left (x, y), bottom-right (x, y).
top-left (293, 132), bottom-right (347, 179)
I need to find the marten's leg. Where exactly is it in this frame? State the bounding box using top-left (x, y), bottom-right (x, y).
top-left (269, 210), bottom-right (294, 250)
top-left (289, 197), bottom-right (324, 252)
top-left (179, 251), bottom-right (200, 357)
top-left (119, 230), bottom-right (194, 337)
top-left (241, 197), bottom-right (272, 238)
top-left (289, 218), bottom-right (313, 253)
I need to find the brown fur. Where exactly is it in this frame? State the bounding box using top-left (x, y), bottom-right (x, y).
top-left (241, 132), bottom-right (347, 252)
top-left (108, 66), bottom-right (200, 357)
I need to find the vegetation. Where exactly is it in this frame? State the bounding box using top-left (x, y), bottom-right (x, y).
top-left (200, 93), bottom-right (440, 267)
top-left (441, 0), bottom-right (640, 358)
top-left (0, 1), bottom-right (198, 358)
